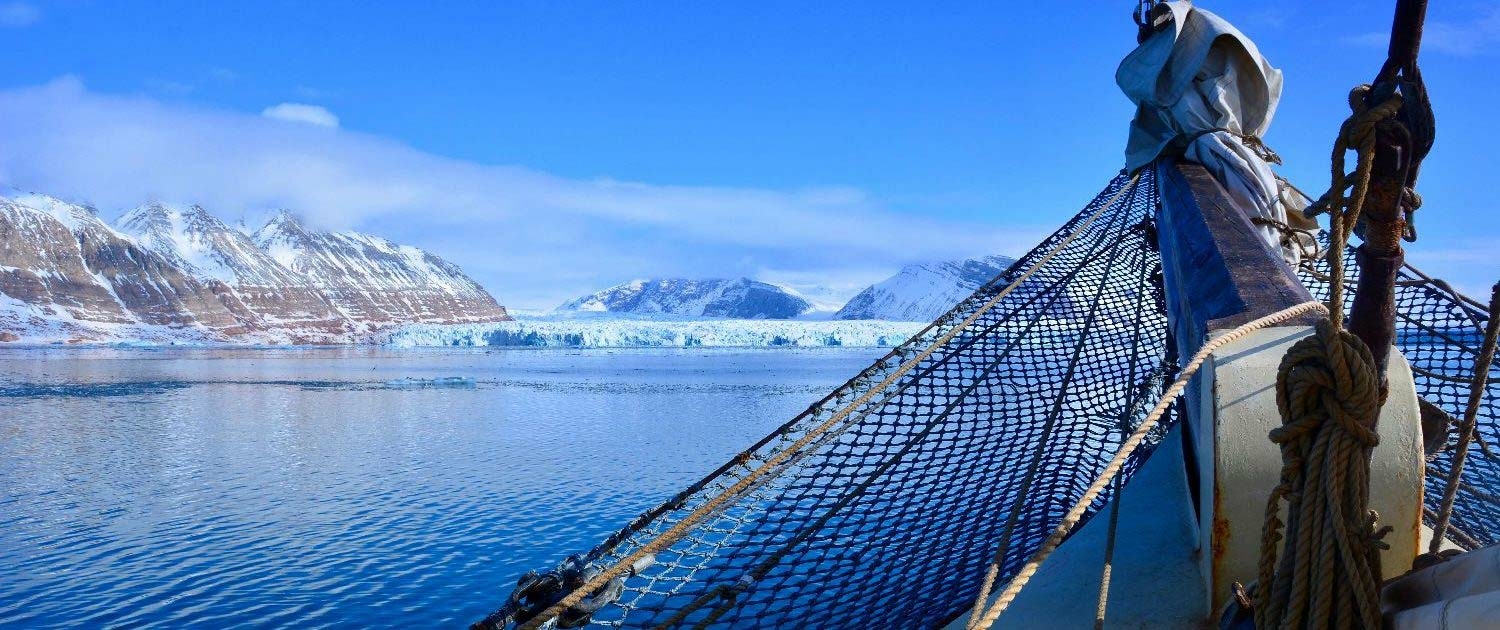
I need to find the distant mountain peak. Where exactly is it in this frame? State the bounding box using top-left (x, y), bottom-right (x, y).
top-left (835, 254), bottom-right (1016, 321)
top-left (556, 277), bottom-right (812, 319)
top-left (252, 211), bottom-right (508, 325)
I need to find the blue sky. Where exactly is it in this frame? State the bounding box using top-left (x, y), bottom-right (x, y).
top-left (0, 1), bottom-right (1496, 309)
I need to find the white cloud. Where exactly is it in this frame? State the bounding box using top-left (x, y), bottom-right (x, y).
top-left (0, 77), bottom-right (1036, 309)
top-left (261, 102), bottom-right (340, 128)
top-left (1344, 4), bottom-right (1500, 56)
top-left (1423, 5), bottom-right (1500, 56)
top-left (0, 2), bottom-right (38, 27)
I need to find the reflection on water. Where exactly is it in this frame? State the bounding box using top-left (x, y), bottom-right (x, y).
top-left (0, 346), bottom-right (880, 628)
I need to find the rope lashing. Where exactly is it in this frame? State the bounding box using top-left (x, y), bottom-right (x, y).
top-left (1306, 85), bottom-right (1404, 330)
top-left (1428, 283), bottom-right (1500, 554)
top-left (1248, 62), bottom-right (1417, 627)
top-left (474, 556), bottom-right (628, 630)
top-left (1308, 84), bottom-right (1410, 312)
top-left (965, 300), bottom-right (1330, 630)
top-left (512, 174), bottom-right (1143, 630)
top-left (1250, 216), bottom-right (1323, 262)
top-left (1253, 319), bottom-right (1390, 630)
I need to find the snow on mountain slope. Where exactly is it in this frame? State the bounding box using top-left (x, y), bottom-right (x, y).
top-left (253, 212), bottom-right (510, 325)
top-left (387, 317), bottom-right (923, 348)
top-left (0, 193), bottom-right (251, 338)
top-left (556, 278), bottom-right (812, 319)
top-left (834, 255), bottom-right (1016, 321)
top-left (118, 203), bottom-right (346, 331)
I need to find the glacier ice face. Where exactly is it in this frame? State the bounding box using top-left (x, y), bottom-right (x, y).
top-left (386, 317), bottom-right (925, 348)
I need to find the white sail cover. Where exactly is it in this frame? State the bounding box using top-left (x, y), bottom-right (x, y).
top-left (1117, 0), bottom-right (1313, 263)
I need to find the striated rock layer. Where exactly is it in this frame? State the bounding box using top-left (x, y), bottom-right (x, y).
top-left (253, 212), bottom-right (509, 325)
top-left (0, 192), bottom-right (509, 344)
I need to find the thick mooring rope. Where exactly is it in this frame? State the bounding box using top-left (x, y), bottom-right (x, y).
top-left (966, 300), bottom-right (1329, 629)
top-left (512, 173), bottom-right (1143, 630)
top-left (1251, 86), bottom-right (1405, 630)
top-left (1428, 283), bottom-right (1500, 552)
top-left (1253, 319), bottom-right (1388, 629)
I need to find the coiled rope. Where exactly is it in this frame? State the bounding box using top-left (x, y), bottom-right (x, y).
top-left (1250, 85), bottom-right (1406, 630)
top-left (965, 300), bottom-right (1329, 629)
top-left (1253, 319), bottom-right (1388, 629)
top-left (512, 173), bottom-right (1143, 630)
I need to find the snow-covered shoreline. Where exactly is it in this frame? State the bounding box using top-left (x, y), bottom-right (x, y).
top-left (385, 318), bottom-right (927, 348)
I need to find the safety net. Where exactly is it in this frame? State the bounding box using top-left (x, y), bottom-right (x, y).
top-left (1299, 240), bottom-right (1499, 551)
top-left (475, 170), bottom-right (1174, 629)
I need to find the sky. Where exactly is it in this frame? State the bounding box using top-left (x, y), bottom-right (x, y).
top-left (0, 0), bottom-right (1496, 310)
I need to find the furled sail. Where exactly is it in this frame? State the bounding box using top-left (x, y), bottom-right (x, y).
top-left (1117, 0), bottom-right (1315, 265)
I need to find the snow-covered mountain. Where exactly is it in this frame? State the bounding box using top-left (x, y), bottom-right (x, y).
top-left (835, 255), bottom-right (1016, 321)
top-left (0, 193), bottom-right (252, 341)
top-left (0, 191), bottom-right (510, 344)
top-left (556, 278), bottom-right (812, 319)
top-left (118, 203), bottom-right (347, 333)
top-left (254, 212), bottom-right (508, 325)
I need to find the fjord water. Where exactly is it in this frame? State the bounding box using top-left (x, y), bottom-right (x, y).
top-left (0, 347), bottom-right (881, 628)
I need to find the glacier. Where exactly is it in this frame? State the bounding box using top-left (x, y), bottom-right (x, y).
top-left (385, 317), bottom-right (926, 348)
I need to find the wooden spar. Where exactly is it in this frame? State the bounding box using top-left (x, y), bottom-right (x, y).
top-left (1153, 159), bottom-right (1319, 348)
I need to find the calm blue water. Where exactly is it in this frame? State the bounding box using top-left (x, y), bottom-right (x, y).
top-left (0, 347), bottom-right (881, 628)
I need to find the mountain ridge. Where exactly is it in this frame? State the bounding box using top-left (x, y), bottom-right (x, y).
top-left (0, 191), bottom-right (510, 343)
top-left (835, 255), bottom-right (1017, 321)
top-left (556, 277), bottom-right (813, 319)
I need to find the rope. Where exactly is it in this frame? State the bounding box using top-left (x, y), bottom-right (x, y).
top-left (1253, 319), bottom-right (1389, 629)
top-left (1251, 216), bottom-right (1323, 262)
top-left (965, 300), bottom-right (1329, 629)
top-left (513, 172), bottom-right (1143, 630)
top-left (1249, 83), bottom-right (1408, 630)
top-left (1315, 86), bottom-right (1403, 330)
top-left (1428, 283), bottom-right (1500, 552)
top-left (1093, 473), bottom-right (1124, 630)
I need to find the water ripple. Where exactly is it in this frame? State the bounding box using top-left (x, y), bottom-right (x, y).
top-left (0, 346), bottom-right (881, 628)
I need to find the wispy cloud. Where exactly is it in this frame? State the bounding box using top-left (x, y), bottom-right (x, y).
top-left (208, 67), bottom-right (239, 82)
top-left (0, 1), bottom-right (38, 27)
top-left (0, 78), bottom-right (1028, 309)
top-left (145, 79), bottom-right (196, 96)
top-left (261, 103), bottom-right (340, 128)
top-left (1344, 3), bottom-right (1500, 56)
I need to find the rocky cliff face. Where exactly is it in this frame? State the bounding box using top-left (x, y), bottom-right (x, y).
top-left (253, 212), bottom-right (509, 326)
top-left (0, 194), bottom-right (250, 337)
top-left (556, 278), bottom-right (812, 319)
top-left (118, 203), bottom-right (348, 334)
top-left (0, 192), bottom-right (509, 343)
top-left (835, 255), bottom-right (1016, 321)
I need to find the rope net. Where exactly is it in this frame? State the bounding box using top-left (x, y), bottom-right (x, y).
top-left (1299, 239), bottom-right (1499, 551)
top-left (478, 171), bottom-right (1173, 629)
